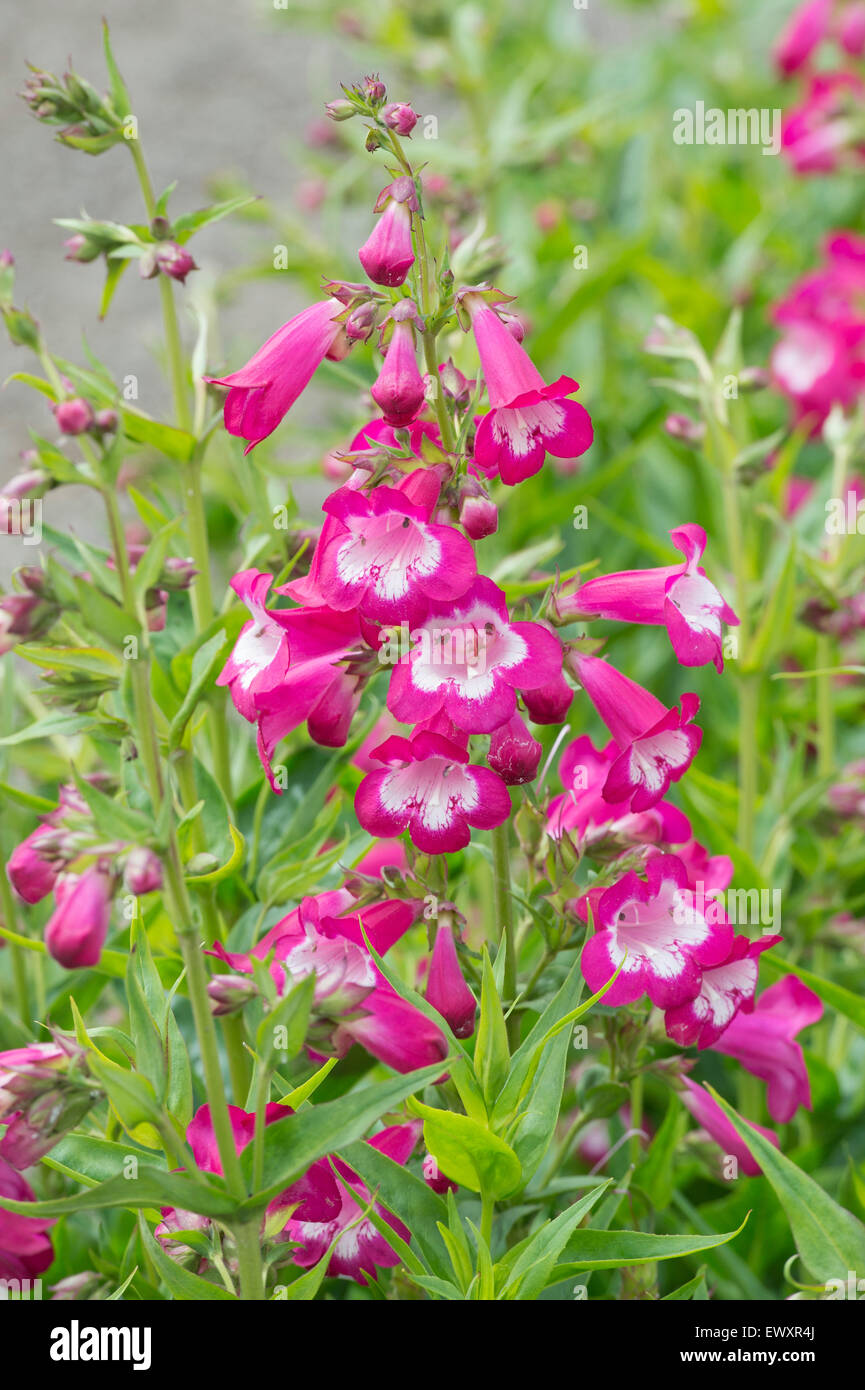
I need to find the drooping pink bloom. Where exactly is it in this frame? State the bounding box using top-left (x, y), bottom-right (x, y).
top-left (711, 977), bottom-right (823, 1123)
top-left (284, 1122), bottom-right (421, 1284)
top-left (370, 302), bottom-right (426, 427)
top-left (208, 893), bottom-right (447, 1074)
top-left (556, 525), bottom-right (738, 673)
top-left (0, 1156), bottom-right (54, 1280)
top-left (156, 1103), bottom-right (341, 1256)
top-left (522, 669), bottom-right (573, 724)
top-left (387, 576), bottom-right (562, 734)
top-left (154, 242), bottom-right (197, 283)
top-left (44, 867), bottom-right (113, 969)
top-left (425, 919), bottom-right (476, 1038)
top-left (249, 605), bottom-right (365, 789)
top-left (771, 231), bottom-right (865, 428)
top-left (7, 824), bottom-right (61, 904)
top-left (461, 292), bottom-right (593, 485)
top-left (679, 1079), bottom-right (779, 1178)
top-left (568, 652), bottom-right (702, 812)
top-left (580, 853), bottom-right (734, 1009)
top-left (547, 735), bottom-right (692, 851)
top-left (382, 103), bottom-right (419, 136)
top-left (781, 71), bottom-right (865, 175)
top-left (0, 1039), bottom-right (90, 1170)
top-left (216, 569), bottom-right (295, 721)
top-left (355, 730), bottom-right (512, 854)
top-left (458, 478), bottom-right (498, 539)
top-left (665, 934), bottom-right (782, 1049)
top-left (488, 712), bottom-right (543, 786)
top-left (840, 2), bottom-right (865, 54)
top-left (358, 177), bottom-right (417, 287)
top-left (205, 298), bottom-right (348, 453)
top-left (315, 475), bottom-right (476, 627)
top-left (773, 0), bottom-right (832, 75)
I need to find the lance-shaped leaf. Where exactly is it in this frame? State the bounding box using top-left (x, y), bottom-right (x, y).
top-left (549, 1216), bottom-right (750, 1285)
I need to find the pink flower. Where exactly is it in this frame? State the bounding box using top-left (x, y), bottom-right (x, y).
top-left (358, 177), bottom-right (417, 287)
top-left (458, 478), bottom-right (498, 539)
top-left (547, 735), bottom-right (692, 850)
top-left (556, 525), bottom-right (738, 673)
top-left (781, 71), bottom-right (865, 175)
top-left (0, 1157), bottom-right (54, 1280)
top-left (215, 568), bottom-right (295, 720)
top-left (840, 2), bottom-right (865, 54)
top-left (581, 853), bottom-right (734, 1009)
top-left (285, 1122), bottom-right (421, 1284)
top-left (382, 103), bottom-right (418, 136)
top-left (773, 0), bottom-right (832, 76)
top-left (711, 977), bottom-right (823, 1123)
top-left (44, 867), bottom-right (113, 969)
top-left (53, 397), bottom-right (93, 436)
top-left (208, 892), bottom-right (447, 1074)
top-left (679, 1079), bottom-right (778, 1178)
top-left (315, 474), bottom-right (476, 627)
top-left (355, 729), bottom-right (512, 853)
top-left (154, 242), bottom-right (197, 283)
top-left (156, 1103), bottom-right (341, 1256)
top-left (425, 918), bottom-right (476, 1037)
top-left (522, 670), bottom-right (573, 724)
top-left (205, 298), bottom-right (348, 453)
top-left (665, 934), bottom-right (782, 1049)
top-left (488, 712), bottom-right (543, 786)
top-left (461, 293), bottom-right (593, 485)
top-left (7, 825), bottom-right (61, 904)
top-left (122, 847), bottom-right (163, 896)
top-left (387, 576), bottom-right (562, 734)
top-left (771, 231), bottom-right (865, 427)
top-left (0, 1040), bottom-right (90, 1169)
top-left (568, 652), bottom-right (702, 812)
top-left (370, 302), bottom-right (426, 427)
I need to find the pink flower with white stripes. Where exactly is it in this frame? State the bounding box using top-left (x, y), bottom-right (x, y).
top-left (665, 934), bottom-right (782, 1049)
top-left (459, 290), bottom-right (593, 485)
top-left (315, 475), bottom-right (477, 627)
top-left (711, 976), bottom-right (823, 1123)
top-left (387, 577), bottom-right (562, 734)
top-left (216, 569), bottom-right (294, 722)
top-left (581, 853), bottom-right (733, 1009)
top-left (547, 734), bottom-right (693, 851)
top-left (568, 652), bottom-right (702, 812)
top-left (355, 729), bottom-right (511, 853)
top-left (555, 525), bottom-right (738, 672)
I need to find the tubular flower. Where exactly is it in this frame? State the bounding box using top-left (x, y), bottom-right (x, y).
top-left (679, 1080), bottom-right (778, 1178)
top-left (358, 177), bottom-right (418, 287)
top-left (781, 70), bottom-right (865, 175)
top-left (488, 711), bottom-right (543, 786)
top-left (710, 977), bottom-right (823, 1123)
top-left (546, 735), bottom-right (692, 851)
top-left (370, 301), bottom-right (426, 427)
top-left (387, 576), bottom-right (562, 734)
top-left (555, 524), bottom-right (738, 673)
top-left (664, 934), bottom-right (782, 1049)
top-left (216, 569), bottom-right (294, 722)
top-left (568, 652), bottom-right (702, 812)
top-left (315, 474), bottom-right (477, 627)
top-left (581, 853), bottom-right (734, 1009)
top-left (284, 1123), bottom-right (421, 1284)
top-left (773, 0), bottom-right (832, 75)
top-left (204, 298), bottom-right (349, 453)
top-left (424, 916), bottom-right (476, 1037)
top-left (459, 290), bottom-right (593, 485)
top-left (44, 866), bottom-right (113, 969)
top-left (355, 730), bottom-right (512, 853)
top-left (0, 1157), bottom-right (54, 1280)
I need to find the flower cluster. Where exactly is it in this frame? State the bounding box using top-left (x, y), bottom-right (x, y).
top-left (775, 0), bottom-right (865, 173)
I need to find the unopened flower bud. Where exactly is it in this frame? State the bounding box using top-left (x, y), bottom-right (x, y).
top-left (344, 299), bottom-right (379, 342)
top-left (155, 242), bottom-right (197, 284)
top-left (488, 712), bottom-right (543, 786)
top-left (207, 975), bottom-right (258, 1017)
top-left (736, 366), bottom-right (771, 393)
top-left (325, 98), bottom-right (355, 122)
top-left (53, 397), bottom-right (94, 436)
top-left (382, 102), bottom-right (418, 137)
top-left (664, 412), bottom-right (705, 445)
top-left (424, 919), bottom-right (476, 1038)
top-left (63, 233), bottom-right (101, 263)
top-left (123, 847), bottom-right (163, 896)
top-left (458, 481), bottom-right (498, 539)
top-left (522, 670), bottom-right (573, 724)
top-left (363, 74), bottom-right (387, 105)
top-left (93, 408), bottom-right (118, 434)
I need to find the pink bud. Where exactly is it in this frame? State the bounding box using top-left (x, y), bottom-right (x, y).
top-left (382, 102), bottom-right (418, 136)
top-left (363, 74), bottom-right (387, 104)
top-left (359, 196), bottom-right (415, 288)
top-left (207, 975), bottom-right (258, 1017)
top-left (53, 397), bottom-right (94, 436)
top-left (93, 408), bottom-right (118, 434)
top-left (458, 482), bottom-right (498, 539)
top-left (487, 712), bottom-right (543, 786)
top-left (344, 299), bottom-right (379, 342)
top-left (840, 2), bottom-right (865, 55)
top-left (664, 412), bottom-right (705, 445)
top-left (425, 920), bottom-right (476, 1038)
top-left (122, 847), bottom-right (163, 896)
top-left (7, 827), bottom-right (60, 904)
top-left (44, 868), bottom-right (112, 969)
top-left (370, 307), bottom-right (426, 427)
top-left (155, 242), bottom-right (197, 283)
top-left (63, 234), bottom-right (101, 263)
top-left (522, 670), bottom-right (573, 724)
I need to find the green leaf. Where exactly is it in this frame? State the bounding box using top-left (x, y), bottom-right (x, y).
top-left (172, 195), bottom-right (260, 242)
top-left (256, 975), bottom-right (315, 1068)
top-left (139, 1215), bottom-right (236, 1300)
top-left (70, 766), bottom-right (153, 842)
top-left (634, 1095), bottom-right (686, 1211)
top-left (409, 1101), bottom-right (522, 1199)
top-left (168, 628), bottom-right (230, 751)
top-left (102, 21), bottom-right (133, 118)
top-left (709, 1088), bottom-right (865, 1284)
top-left (121, 408), bottom-right (196, 462)
top-left (0, 712), bottom-right (97, 746)
top-left (475, 946), bottom-right (508, 1106)
top-left (238, 1063), bottom-right (446, 1209)
top-left (500, 1181), bottom-right (613, 1300)
top-left (663, 1267), bottom-right (709, 1301)
top-left (0, 1164), bottom-right (234, 1219)
top-left (16, 645), bottom-right (123, 679)
top-left (551, 1217), bottom-right (749, 1282)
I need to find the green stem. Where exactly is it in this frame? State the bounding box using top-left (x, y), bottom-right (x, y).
top-left (480, 1188), bottom-right (494, 1248)
top-left (232, 1220), bottom-right (266, 1301)
top-left (816, 437), bottom-right (849, 777)
top-left (720, 467), bottom-right (756, 856)
top-left (629, 1072), bottom-right (644, 1166)
top-left (0, 860), bottom-right (30, 1025)
top-left (491, 821), bottom-right (519, 1049)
